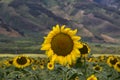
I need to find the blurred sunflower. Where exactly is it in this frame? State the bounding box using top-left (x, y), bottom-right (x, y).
top-left (4, 59), bottom-right (13, 66)
top-left (47, 61), bottom-right (54, 70)
top-left (41, 24), bottom-right (83, 65)
top-left (29, 57), bottom-right (34, 64)
top-left (98, 55), bottom-right (106, 62)
top-left (39, 62), bottom-right (45, 69)
top-left (79, 42), bottom-right (90, 57)
top-left (87, 75), bottom-right (97, 80)
top-left (13, 55), bottom-right (31, 68)
top-left (107, 56), bottom-right (119, 67)
top-left (32, 65), bottom-right (38, 70)
top-left (114, 61), bottom-right (120, 72)
top-left (75, 76), bottom-right (79, 80)
top-left (40, 65), bottom-right (44, 69)
top-left (34, 59), bottom-right (40, 64)
top-left (40, 58), bottom-right (47, 64)
top-left (93, 65), bottom-right (102, 71)
top-left (87, 57), bottom-right (94, 62)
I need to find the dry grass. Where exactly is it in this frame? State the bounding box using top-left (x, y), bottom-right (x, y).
top-left (0, 53), bottom-right (120, 57)
top-left (0, 54), bottom-right (46, 57)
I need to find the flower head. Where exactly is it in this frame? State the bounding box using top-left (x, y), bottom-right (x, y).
top-left (87, 75), bottom-right (97, 80)
top-left (79, 42), bottom-right (90, 57)
top-left (107, 56), bottom-right (118, 67)
top-left (13, 55), bottom-right (31, 68)
top-left (114, 61), bottom-right (120, 72)
top-left (47, 61), bottom-right (54, 70)
top-left (41, 24), bottom-right (83, 65)
top-left (93, 65), bottom-right (102, 71)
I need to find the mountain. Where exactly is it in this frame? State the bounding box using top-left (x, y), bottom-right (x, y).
top-left (94, 0), bottom-right (120, 9)
top-left (0, 0), bottom-right (120, 44)
top-left (0, 18), bottom-right (23, 37)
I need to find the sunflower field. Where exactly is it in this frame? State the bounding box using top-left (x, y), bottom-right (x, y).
top-left (0, 54), bottom-right (120, 80)
top-left (0, 24), bottom-right (120, 80)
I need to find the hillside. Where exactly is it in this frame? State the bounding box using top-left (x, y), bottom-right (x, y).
top-left (0, 0), bottom-right (120, 53)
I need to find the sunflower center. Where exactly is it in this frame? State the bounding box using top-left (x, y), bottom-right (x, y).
top-left (51, 33), bottom-right (73, 56)
top-left (95, 66), bottom-right (100, 71)
top-left (79, 45), bottom-right (88, 54)
top-left (110, 58), bottom-right (118, 65)
top-left (117, 64), bottom-right (120, 68)
top-left (40, 63), bottom-right (44, 66)
top-left (89, 78), bottom-right (94, 80)
top-left (49, 64), bottom-right (52, 67)
top-left (9, 60), bottom-right (13, 64)
top-left (16, 57), bottom-right (27, 65)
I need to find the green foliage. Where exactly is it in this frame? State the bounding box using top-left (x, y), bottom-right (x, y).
top-left (0, 55), bottom-right (120, 80)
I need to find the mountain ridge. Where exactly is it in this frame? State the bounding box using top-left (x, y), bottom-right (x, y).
top-left (0, 0), bottom-right (120, 43)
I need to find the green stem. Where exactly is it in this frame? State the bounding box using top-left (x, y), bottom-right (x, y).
top-left (63, 72), bottom-right (67, 80)
top-left (84, 57), bottom-right (87, 79)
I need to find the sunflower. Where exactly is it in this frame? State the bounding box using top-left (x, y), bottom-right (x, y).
top-left (114, 61), bottom-right (120, 72)
top-left (47, 61), bottom-right (54, 70)
top-left (29, 57), bottom-right (34, 64)
top-left (87, 57), bottom-right (98, 63)
top-left (4, 59), bottom-right (13, 66)
top-left (40, 58), bottom-right (47, 64)
top-left (13, 55), bottom-right (31, 68)
top-left (87, 75), bottom-right (97, 80)
top-left (93, 65), bottom-right (102, 71)
top-left (87, 57), bottom-right (95, 62)
top-left (41, 24), bottom-right (83, 65)
top-left (34, 59), bottom-right (40, 64)
top-left (107, 56), bottom-right (118, 67)
top-left (40, 65), bottom-right (44, 69)
top-left (75, 76), bottom-right (79, 80)
top-left (79, 42), bottom-right (90, 57)
top-left (98, 55), bottom-right (106, 62)
top-left (31, 65), bottom-right (38, 70)
top-left (39, 62), bottom-right (45, 69)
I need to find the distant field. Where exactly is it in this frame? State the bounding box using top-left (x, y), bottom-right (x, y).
top-left (0, 0), bottom-right (13, 4)
top-left (90, 43), bottom-right (120, 54)
top-left (0, 35), bottom-right (120, 54)
top-left (0, 54), bottom-right (46, 57)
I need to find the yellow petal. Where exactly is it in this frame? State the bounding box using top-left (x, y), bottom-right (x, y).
top-left (74, 42), bottom-right (83, 48)
top-left (66, 54), bottom-right (72, 65)
top-left (71, 52), bottom-right (77, 62)
top-left (55, 24), bottom-right (60, 32)
top-left (49, 31), bottom-right (56, 35)
top-left (72, 29), bottom-right (77, 35)
top-left (71, 36), bottom-right (80, 41)
top-left (57, 56), bottom-right (64, 65)
top-left (51, 54), bottom-right (57, 62)
top-left (61, 25), bottom-right (65, 32)
top-left (68, 29), bottom-right (77, 36)
top-left (47, 31), bottom-right (55, 39)
top-left (60, 56), bottom-right (67, 65)
top-left (43, 36), bottom-right (52, 44)
top-left (46, 49), bottom-right (54, 58)
top-left (73, 49), bottom-right (80, 57)
top-left (52, 27), bottom-right (60, 34)
top-left (52, 26), bottom-right (56, 30)
top-left (41, 43), bottom-right (51, 50)
top-left (44, 37), bottom-right (47, 39)
top-left (63, 28), bottom-right (71, 33)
